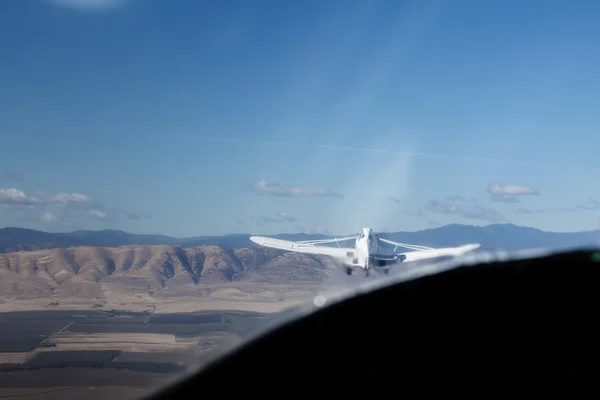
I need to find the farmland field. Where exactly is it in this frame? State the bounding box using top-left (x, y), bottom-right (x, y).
top-left (0, 309), bottom-right (287, 398)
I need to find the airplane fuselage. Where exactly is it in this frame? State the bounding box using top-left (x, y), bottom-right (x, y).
top-left (344, 228), bottom-right (394, 276)
top-left (353, 227), bottom-right (375, 264)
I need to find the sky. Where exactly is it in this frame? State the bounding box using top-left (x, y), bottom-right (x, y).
top-left (1, 0), bottom-right (600, 237)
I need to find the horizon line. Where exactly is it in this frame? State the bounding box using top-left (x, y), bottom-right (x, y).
top-left (0, 222), bottom-right (596, 237)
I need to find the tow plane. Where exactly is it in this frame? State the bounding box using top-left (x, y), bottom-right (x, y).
top-left (250, 227), bottom-right (480, 277)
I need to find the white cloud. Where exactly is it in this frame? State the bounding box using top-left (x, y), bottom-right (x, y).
top-left (87, 208), bottom-right (150, 222)
top-left (89, 209), bottom-right (108, 219)
top-left (294, 226), bottom-right (331, 235)
top-left (40, 212), bottom-right (57, 222)
top-left (486, 184), bottom-right (540, 204)
top-left (0, 187), bottom-right (149, 224)
top-left (53, 192), bottom-right (92, 204)
top-left (247, 212), bottom-right (301, 226)
top-left (425, 199), bottom-right (506, 223)
top-left (0, 188), bottom-right (92, 207)
top-left (0, 188), bottom-right (42, 206)
top-left (487, 184), bottom-right (539, 196)
top-left (50, 0), bottom-right (131, 11)
top-left (251, 180), bottom-right (342, 197)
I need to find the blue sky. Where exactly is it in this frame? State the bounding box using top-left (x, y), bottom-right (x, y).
top-left (1, 0), bottom-right (600, 236)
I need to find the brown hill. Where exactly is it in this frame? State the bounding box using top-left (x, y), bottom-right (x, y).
top-left (0, 245), bottom-right (334, 303)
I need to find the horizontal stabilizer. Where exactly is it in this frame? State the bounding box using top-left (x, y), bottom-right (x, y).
top-left (378, 237), bottom-right (434, 251)
top-left (373, 254), bottom-right (400, 261)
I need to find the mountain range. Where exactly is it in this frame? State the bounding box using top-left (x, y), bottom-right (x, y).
top-left (1, 223), bottom-right (600, 254)
top-left (1, 223), bottom-right (599, 312)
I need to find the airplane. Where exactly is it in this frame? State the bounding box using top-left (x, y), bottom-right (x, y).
top-left (250, 227), bottom-right (481, 277)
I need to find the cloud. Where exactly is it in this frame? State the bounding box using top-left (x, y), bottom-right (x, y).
top-left (425, 199), bottom-right (506, 223)
top-left (486, 184), bottom-right (540, 204)
top-left (251, 180), bottom-right (342, 198)
top-left (490, 195), bottom-right (521, 203)
top-left (487, 184), bottom-right (540, 196)
top-left (89, 210), bottom-right (108, 220)
top-left (0, 188), bottom-right (42, 206)
top-left (557, 207), bottom-right (578, 212)
top-left (247, 212), bottom-right (301, 226)
top-left (274, 212), bottom-right (300, 222)
top-left (88, 208), bottom-right (151, 222)
top-left (50, 0), bottom-right (131, 11)
top-left (441, 195), bottom-right (481, 203)
top-left (445, 195), bottom-right (466, 202)
top-left (294, 226), bottom-right (331, 235)
top-left (40, 212), bottom-right (57, 222)
top-left (514, 208), bottom-right (533, 214)
top-left (0, 187), bottom-right (149, 224)
top-left (2, 170), bottom-right (24, 183)
top-left (0, 188), bottom-right (95, 207)
top-left (576, 198), bottom-right (600, 211)
top-left (514, 208), bottom-right (544, 214)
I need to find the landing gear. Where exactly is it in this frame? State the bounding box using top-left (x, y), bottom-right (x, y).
top-left (365, 268), bottom-right (370, 277)
top-left (384, 268), bottom-right (390, 275)
top-left (346, 267), bottom-right (353, 276)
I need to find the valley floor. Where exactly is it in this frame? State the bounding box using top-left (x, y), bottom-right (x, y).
top-left (0, 279), bottom-right (356, 314)
top-left (0, 307), bottom-right (287, 399)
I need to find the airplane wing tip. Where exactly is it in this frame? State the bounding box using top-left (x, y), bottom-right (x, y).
top-left (249, 236), bottom-right (263, 244)
top-left (460, 243), bottom-right (481, 252)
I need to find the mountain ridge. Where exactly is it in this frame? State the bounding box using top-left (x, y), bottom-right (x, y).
top-left (2, 223), bottom-right (600, 312)
top-left (1, 223), bottom-right (600, 254)
top-left (0, 243), bottom-right (332, 312)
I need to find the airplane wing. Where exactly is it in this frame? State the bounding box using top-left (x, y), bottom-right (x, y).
top-left (401, 243), bottom-right (482, 262)
top-left (250, 236), bottom-right (356, 258)
top-left (378, 237), bottom-right (481, 263)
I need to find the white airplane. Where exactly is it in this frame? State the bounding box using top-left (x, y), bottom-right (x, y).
top-left (250, 227), bottom-right (481, 277)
